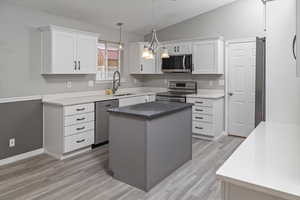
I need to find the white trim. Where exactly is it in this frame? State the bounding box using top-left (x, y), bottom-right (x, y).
top-left (225, 37), bottom-right (256, 45)
top-left (45, 147), bottom-right (91, 160)
top-left (0, 95), bottom-right (42, 104)
top-left (0, 148), bottom-right (44, 166)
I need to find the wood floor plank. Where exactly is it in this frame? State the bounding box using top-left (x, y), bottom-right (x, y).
top-left (0, 136), bottom-right (243, 200)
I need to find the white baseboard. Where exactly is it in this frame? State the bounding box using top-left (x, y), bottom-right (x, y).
top-left (0, 148), bottom-right (44, 166)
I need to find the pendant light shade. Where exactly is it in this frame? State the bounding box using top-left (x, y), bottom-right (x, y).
top-left (142, 0), bottom-right (169, 60)
top-left (161, 47), bottom-right (170, 58)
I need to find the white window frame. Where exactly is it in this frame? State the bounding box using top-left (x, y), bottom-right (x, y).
top-left (96, 41), bottom-right (123, 83)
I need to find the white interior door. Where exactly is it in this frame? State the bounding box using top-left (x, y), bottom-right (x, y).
top-left (227, 40), bottom-right (256, 137)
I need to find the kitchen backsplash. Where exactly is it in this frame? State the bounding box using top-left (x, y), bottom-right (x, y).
top-left (136, 74), bottom-right (224, 90)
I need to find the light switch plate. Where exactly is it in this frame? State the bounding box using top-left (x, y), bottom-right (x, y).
top-left (9, 138), bottom-right (15, 147)
top-left (66, 81), bottom-right (72, 88)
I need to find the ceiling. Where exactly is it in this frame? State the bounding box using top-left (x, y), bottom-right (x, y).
top-left (4, 0), bottom-right (238, 35)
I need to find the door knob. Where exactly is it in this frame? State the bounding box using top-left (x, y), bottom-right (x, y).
top-left (228, 92), bottom-right (234, 96)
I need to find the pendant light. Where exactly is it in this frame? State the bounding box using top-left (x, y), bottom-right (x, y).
top-left (116, 22), bottom-right (123, 50)
top-left (142, 0), bottom-right (169, 59)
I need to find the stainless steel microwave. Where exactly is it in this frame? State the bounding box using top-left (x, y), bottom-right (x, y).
top-left (161, 54), bottom-right (193, 73)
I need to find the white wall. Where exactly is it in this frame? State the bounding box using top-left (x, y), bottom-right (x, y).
top-left (266, 0), bottom-right (300, 124)
top-left (0, 2), bottom-right (144, 98)
top-left (142, 0), bottom-right (264, 88)
top-left (145, 0), bottom-right (264, 42)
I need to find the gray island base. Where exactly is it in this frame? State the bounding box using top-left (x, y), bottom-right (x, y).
top-left (108, 102), bottom-right (193, 191)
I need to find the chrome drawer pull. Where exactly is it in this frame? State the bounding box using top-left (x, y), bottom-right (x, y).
top-left (195, 109), bottom-right (204, 112)
top-left (196, 101), bottom-right (203, 104)
top-left (76, 108), bottom-right (86, 111)
top-left (76, 126), bottom-right (85, 131)
top-left (76, 117), bottom-right (86, 121)
top-left (195, 127), bottom-right (204, 130)
top-left (195, 117), bottom-right (204, 120)
top-left (76, 139), bottom-right (85, 143)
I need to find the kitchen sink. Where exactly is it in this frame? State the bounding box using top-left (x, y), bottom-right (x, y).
top-left (113, 93), bottom-right (134, 97)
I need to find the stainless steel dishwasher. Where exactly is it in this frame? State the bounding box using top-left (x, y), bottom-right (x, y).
top-left (95, 99), bottom-right (119, 145)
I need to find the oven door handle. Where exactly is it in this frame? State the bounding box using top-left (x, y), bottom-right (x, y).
top-left (183, 55), bottom-right (186, 70)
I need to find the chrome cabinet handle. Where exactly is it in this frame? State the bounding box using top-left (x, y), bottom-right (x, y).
top-left (228, 93), bottom-right (234, 96)
top-left (76, 139), bottom-right (85, 143)
top-left (195, 101), bottom-right (203, 104)
top-left (76, 108), bottom-right (85, 111)
top-left (74, 61), bottom-right (77, 70)
top-left (78, 61), bottom-right (81, 70)
top-left (183, 55), bottom-right (186, 70)
top-left (195, 117), bottom-right (204, 120)
top-left (76, 126), bottom-right (85, 131)
top-left (76, 117), bottom-right (86, 121)
top-left (293, 35), bottom-right (296, 60)
top-left (195, 127), bottom-right (203, 130)
top-left (141, 64), bottom-right (143, 71)
top-left (195, 109), bottom-right (204, 112)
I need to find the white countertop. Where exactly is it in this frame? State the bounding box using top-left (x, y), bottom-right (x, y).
top-left (187, 89), bottom-right (224, 99)
top-left (42, 88), bottom-right (224, 106)
top-left (217, 122), bottom-right (300, 200)
top-left (43, 91), bottom-right (157, 106)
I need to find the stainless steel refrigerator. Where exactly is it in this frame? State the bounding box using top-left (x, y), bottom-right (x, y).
top-left (255, 37), bottom-right (266, 127)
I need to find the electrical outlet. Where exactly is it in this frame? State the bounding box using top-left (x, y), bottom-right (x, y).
top-left (66, 81), bottom-right (72, 88)
top-left (9, 138), bottom-right (15, 148)
top-left (88, 80), bottom-right (94, 87)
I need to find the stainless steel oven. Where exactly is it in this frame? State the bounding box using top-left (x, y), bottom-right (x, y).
top-left (161, 54), bottom-right (192, 73)
top-left (156, 81), bottom-right (197, 103)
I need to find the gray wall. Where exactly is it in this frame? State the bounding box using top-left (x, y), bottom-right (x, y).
top-left (0, 100), bottom-right (43, 160)
top-left (0, 2), bottom-right (144, 98)
top-left (143, 0), bottom-right (264, 88)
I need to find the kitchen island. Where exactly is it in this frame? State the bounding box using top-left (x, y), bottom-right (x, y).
top-left (108, 101), bottom-right (193, 191)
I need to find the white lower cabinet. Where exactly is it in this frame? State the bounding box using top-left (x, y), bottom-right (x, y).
top-left (119, 95), bottom-right (155, 107)
top-left (44, 103), bottom-right (95, 159)
top-left (187, 97), bottom-right (224, 139)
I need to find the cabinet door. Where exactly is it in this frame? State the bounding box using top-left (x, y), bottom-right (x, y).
top-left (76, 34), bottom-right (97, 74)
top-left (192, 41), bottom-right (217, 74)
top-left (52, 30), bottom-right (77, 73)
top-left (129, 43), bottom-right (156, 74)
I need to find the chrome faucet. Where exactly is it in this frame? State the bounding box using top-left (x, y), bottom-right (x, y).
top-left (112, 71), bottom-right (121, 94)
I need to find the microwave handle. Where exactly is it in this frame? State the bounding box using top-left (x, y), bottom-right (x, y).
top-left (183, 55), bottom-right (186, 70)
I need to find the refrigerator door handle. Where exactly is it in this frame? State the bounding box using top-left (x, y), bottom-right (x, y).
top-left (293, 35), bottom-right (296, 60)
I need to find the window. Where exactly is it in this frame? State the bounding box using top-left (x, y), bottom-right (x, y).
top-left (96, 41), bottom-right (121, 81)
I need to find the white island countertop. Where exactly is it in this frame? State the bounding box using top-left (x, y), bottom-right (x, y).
top-left (217, 122), bottom-right (300, 200)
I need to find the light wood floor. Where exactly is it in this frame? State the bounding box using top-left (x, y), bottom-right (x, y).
top-left (0, 136), bottom-right (243, 200)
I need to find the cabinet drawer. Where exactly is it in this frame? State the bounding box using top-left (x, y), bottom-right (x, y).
top-left (192, 122), bottom-right (213, 136)
top-left (64, 122), bottom-right (94, 136)
top-left (64, 112), bottom-right (94, 126)
top-left (193, 113), bottom-right (213, 123)
top-left (187, 98), bottom-right (213, 107)
top-left (64, 103), bottom-right (94, 116)
top-left (193, 106), bottom-right (213, 115)
top-left (64, 131), bottom-right (94, 153)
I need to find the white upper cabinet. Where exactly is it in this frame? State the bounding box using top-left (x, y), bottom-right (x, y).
top-left (40, 25), bottom-right (98, 74)
top-left (192, 38), bottom-right (224, 74)
top-left (166, 42), bottom-right (192, 55)
top-left (129, 42), bottom-right (156, 74)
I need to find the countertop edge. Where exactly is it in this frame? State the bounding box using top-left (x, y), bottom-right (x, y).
top-left (216, 174), bottom-right (300, 200)
top-left (108, 103), bottom-right (193, 119)
top-left (42, 92), bottom-right (157, 106)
